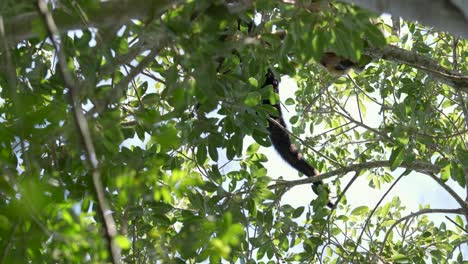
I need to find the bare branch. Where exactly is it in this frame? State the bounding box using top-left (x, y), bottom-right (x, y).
top-left (268, 160), bottom-right (440, 189)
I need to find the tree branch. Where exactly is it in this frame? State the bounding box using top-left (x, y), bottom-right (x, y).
top-left (341, 0), bottom-right (468, 39)
top-left (36, 1), bottom-right (121, 263)
top-left (268, 160), bottom-right (440, 189)
top-left (6, 0), bottom-right (181, 43)
top-left (365, 44), bottom-right (468, 93)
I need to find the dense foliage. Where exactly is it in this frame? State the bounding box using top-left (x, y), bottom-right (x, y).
top-left (0, 0), bottom-right (467, 263)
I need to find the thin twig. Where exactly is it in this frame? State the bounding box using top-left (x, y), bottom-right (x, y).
top-left (314, 172), bottom-right (362, 260)
top-left (352, 169), bottom-right (408, 262)
top-left (445, 216), bottom-right (468, 233)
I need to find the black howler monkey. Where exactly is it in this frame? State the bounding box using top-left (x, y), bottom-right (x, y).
top-left (262, 55), bottom-right (360, 208)
top-left (262, 69), bottom-right (334, 208)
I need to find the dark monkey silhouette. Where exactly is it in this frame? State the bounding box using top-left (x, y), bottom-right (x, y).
top-left (261, 54), bottom-right (362, 208)
top-left (262, 69), bottom-right (334, 208)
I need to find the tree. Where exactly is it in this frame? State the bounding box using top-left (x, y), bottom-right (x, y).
top-left (0, 0), bottom-right (467, 263)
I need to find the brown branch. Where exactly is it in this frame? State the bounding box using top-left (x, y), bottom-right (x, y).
top-left (340, 0), bottom-right (468, 39)
top-left (378, 208), bottom-right (466, 255)
top-left (365, 45), bottom-right (468, 93)
top-left (36, 1), bottom-right (121, 263)
top-left (268, 160), bottom-right (440, 189)
top-left (6, 0), bottom-right (182, 43)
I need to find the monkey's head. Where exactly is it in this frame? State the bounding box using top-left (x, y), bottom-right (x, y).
top-left (320, 52), bottom-right (365, 75)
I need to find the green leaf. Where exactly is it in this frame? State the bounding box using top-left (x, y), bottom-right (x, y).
top-left (31, 18), bottom-right (47, 40)
top-left (380, 203), bottom-right (391, 218)
top-left (289, 115), bottom-right (299, 125)
top-left (0, 215), bottom-right (11, 231)
top-left (365, 22), bottom-right (387, 47)
top-left (142, 93), bottom-right (159, 105)
top-left (283, 97), bottom-right (294, 105)
top-left (351, 206), bottom-right (369, 216)
top-left (208, 143), bottom-right (219, 161)
top-left (440, 163), bottom-right (451, 182)
top-left (244, 92), bottom-right (262, 107)
top-left (389, 145), bottom-right (405, 171)
top-left (115, 235), bottom-right (131, 250)
top-left (252, 131), bottom-right (271, 147)
top-left (152, 123), bottom-right (181, 151)
top-left (246, 143), bottom-right (260, 155)
top-left (311, 30), bottom-right (327, 60)
top-left (248, 77), bottom-right (258, 87)
top-left (391, 253), bottom-right (408, 262)
top-left (455, 215), bottom-right (464, 231)
top-left (456, 149), bottom-right (468, 167)
top-left (247, 199), bottom-right (257, 217)
top-left (292, 206), bottom-right (304, 218)
top-left (197, 144), bottom-right (207, 164)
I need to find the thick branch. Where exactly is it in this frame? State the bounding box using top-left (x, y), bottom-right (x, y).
top-left (268, 160), bottom-right (440, 189)
top-left (6, 0), bottom-right (181, 43)
top-left (365, 45), bottom-right (468, 93)
top-left (341, 0), bottom-right (468, 39)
